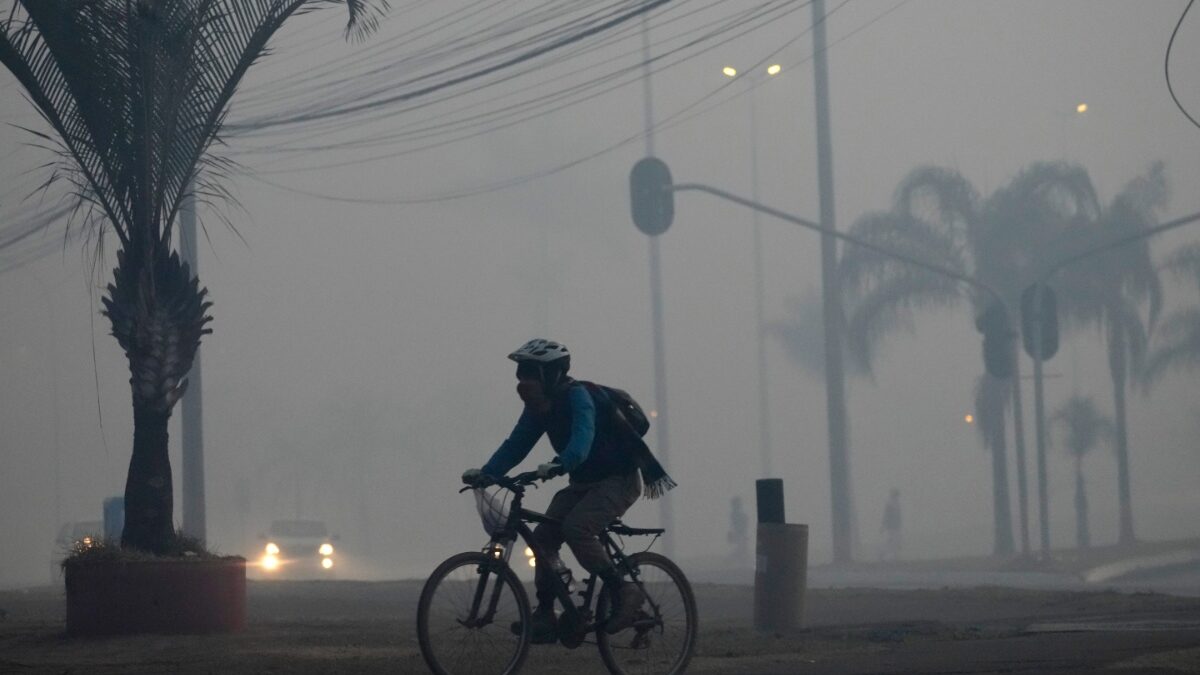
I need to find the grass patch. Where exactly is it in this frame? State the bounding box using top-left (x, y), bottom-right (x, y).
top-left (61, 530), bottom-right (234, 568)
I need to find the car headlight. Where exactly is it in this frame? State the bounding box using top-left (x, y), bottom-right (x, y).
top-left (265, 542), bottom-right (280, 555)
top-left (319, 543), bottom-right (334, 556)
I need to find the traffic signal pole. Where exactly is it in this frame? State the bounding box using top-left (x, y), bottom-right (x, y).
top-left (639, 12), bottom-right (674, 559)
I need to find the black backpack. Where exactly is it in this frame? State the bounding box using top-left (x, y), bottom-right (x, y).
top-left (579, 381), bottom-right (676, 499)
top-left (582, 382), bottom-right (650, 437)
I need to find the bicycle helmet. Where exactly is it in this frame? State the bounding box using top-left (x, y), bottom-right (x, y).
top-left (508, 339), bottom-right (570, 365)
top-left (509, 339), bottom-right (571, 389)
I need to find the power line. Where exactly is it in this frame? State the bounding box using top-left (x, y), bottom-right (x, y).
top-left (242, 0), bottom-right (911, 206)
top-left (1166, 0), bottom-right (1200, 131)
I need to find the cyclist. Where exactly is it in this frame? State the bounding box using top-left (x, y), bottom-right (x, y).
top-left (462, 339), bottom-right (644, 642)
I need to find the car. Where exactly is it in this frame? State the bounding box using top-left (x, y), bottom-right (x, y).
top-left (257, 519), bottom-right (338, 578)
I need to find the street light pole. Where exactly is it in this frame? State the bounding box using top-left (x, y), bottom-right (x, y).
top-left (640, 13), bottom-right (673, 558)
top-left (723, 64), bottom-right (782, 479)
top-left (749, 83), bottom-right (774, 479)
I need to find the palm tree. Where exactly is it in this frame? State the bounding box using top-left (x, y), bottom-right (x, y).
top-left (0, 0), bottom-right (384, 553)
top-left (1050, 395), bottom-right (1113, 550)
top-left (1144, 242), bottom-right (1200, 383)
top-left (1054, 163), bottom-right (1166, 546)
top-left (771, 288), bottom-right (870, 378)
top-left (839, 162), bottom-right (1100, 557)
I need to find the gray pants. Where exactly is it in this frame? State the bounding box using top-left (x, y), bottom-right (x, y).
top-left (533, 471), bottom-right (641, 607)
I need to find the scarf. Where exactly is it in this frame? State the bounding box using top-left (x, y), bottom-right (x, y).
top-left (601, 390), bottom-right (677, 500)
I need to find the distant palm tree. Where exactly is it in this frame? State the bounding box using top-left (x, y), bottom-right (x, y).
top-left (1050, 395), bottom-right (1113, 550)
top-left (1144, 242), bottom-right (1200, 383)
top-left (0, 0), bottom-right (384, 553)
top-left (1054, 163), bottom-right (1166, 546)
top-left (839, 162), bottom-right (1100, 557)
top-left (771, 288), bottom-right (870, 378)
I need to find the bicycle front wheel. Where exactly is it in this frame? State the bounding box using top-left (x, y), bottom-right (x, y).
top-left (596, 551), bottom-right (698, 675)
top-left (417, 551), bottom-right (531, 675)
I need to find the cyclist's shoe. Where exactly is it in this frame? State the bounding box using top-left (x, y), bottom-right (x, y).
top-left (510, 607), bottom-right (558, 644)
top-left (605, 583), bottom-right (644, 634)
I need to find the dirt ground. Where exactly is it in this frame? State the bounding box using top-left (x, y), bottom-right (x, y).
top-left (2, 580), bottom-right (1200, 674)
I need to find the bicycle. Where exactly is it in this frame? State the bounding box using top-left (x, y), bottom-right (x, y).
top-left (417, 470), bottom-right (698, 675)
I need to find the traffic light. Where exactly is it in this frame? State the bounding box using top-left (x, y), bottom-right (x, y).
top-left (1020, 283), bottom-right (1059, 361)
top-left (975, 301), bottom-right (1015, 378)
top-left (629, 157), bottom-right (674, 236)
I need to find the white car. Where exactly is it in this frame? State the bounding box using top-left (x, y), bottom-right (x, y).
top-left (258, 519), bottom-right (338, 577)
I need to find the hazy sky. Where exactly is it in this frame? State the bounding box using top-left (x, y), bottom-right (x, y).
top-left (2, 1), bottom-right (1200, 586)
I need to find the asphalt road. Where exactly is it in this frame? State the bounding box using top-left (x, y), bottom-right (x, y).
top-left (1, 580), bottom-right (1199, 673)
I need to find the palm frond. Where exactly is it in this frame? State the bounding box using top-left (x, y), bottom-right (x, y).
top-left (1142, 307), bottom-right (1200, 386)
top-left (1, 0), bottom-right (382, 256)
top-left (892, 165), bottom-right (979, 241)
top-left (337, 0), bottom-right (390, 41)
top-left (1050, 395), bottom-right (1114, 459)
top-left (839, 210), bottom-right (966, 373)
top-left (1162, 242), bottom-right (1200, 291)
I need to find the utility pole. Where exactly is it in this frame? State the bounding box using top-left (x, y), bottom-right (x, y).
top-left (811, 0), bottom-right (854, 563)
top-left (180, 185), bottom-right (206, 543)
top-left (640, 13), bottom-right (673, 558)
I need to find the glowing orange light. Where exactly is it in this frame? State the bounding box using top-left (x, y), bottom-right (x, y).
top-left (964, 414), bottom-right (974, 424)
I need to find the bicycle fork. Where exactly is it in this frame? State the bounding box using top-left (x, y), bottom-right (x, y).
top-left (460, 546), bottom-right (511, 628)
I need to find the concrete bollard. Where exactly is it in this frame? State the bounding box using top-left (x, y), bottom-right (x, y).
top-left (753, 479), bottom-right (808, 632)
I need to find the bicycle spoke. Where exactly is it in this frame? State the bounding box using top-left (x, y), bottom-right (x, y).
top-left (419, 553), bottom-right (529, 675)
top-left (598, 553), bottom-right (696, 675)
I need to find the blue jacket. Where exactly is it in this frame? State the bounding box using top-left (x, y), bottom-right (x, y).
top-left (483, 379), bottom-right (636, 483)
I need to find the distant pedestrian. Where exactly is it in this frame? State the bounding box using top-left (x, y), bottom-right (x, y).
top-left (880, 488), bottom-right (902, 561)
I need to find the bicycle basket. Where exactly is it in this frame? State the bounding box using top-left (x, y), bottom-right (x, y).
top-left (473, 487), bottom-right (510, 536)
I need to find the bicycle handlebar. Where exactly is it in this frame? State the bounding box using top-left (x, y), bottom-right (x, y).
top-left (459, 469), bottom-right (551, 493)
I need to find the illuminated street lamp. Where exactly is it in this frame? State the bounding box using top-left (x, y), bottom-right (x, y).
top-left (722, 63), bottom-right (782, 479)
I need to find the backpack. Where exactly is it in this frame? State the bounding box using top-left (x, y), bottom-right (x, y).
top-left (579, 381), bottom-right (675, 499)
top-left (583, 382), bottom-right (649, 437)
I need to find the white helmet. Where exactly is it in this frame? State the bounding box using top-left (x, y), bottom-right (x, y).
top-left (508, 339), bottom-right (570, 364)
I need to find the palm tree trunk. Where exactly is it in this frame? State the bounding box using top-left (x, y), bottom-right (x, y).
top-left (103, 249), bottom-right (210, 554)
top-left (122, 405), bottom-right (175, 553)
top-left (985, 375), bottom-right (1015, 557)
top-left (1107, 322), bottom-right (1135, 545)
top-left (1074, 456), bottom-right (1090, 550)
top-left (1010, 355), bottom-right (1031, 555)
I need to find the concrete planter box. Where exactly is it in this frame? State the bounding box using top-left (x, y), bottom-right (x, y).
top-left (65, 557), bottom-right (246, 636)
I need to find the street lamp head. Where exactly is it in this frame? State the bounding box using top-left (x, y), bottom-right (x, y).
top-left (1076, 103), bottom-right (1088, 114)
top-left (722, 66), bottom-right (737, 78)
top-left (766, 64), bottom-right (781, 76)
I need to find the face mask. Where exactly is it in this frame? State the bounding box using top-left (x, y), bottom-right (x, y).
top-left (517, 380), bottom-right (549, 410)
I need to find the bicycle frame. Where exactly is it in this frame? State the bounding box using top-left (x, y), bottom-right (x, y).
top-left (465, 482), bottom-right (661, 637)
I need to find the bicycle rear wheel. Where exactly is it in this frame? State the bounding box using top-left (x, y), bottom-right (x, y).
top-left (417, 551), bottom-right (531, 675)
top-left (596, 551), bottom-right (697, 675)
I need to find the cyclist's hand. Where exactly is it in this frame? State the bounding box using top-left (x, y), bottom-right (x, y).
top-left (461, 468), bottom-right (485, 486)
top-left (536, 461), bottom-right (563, 479)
